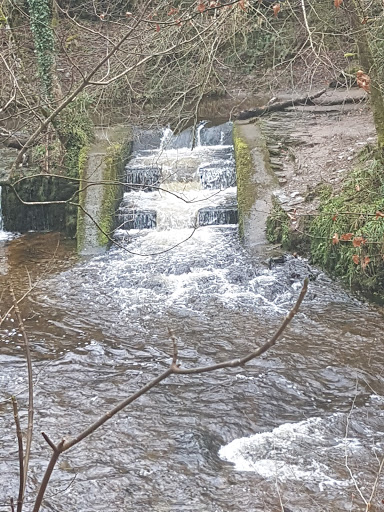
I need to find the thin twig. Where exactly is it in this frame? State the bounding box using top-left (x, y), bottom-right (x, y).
top-left (344, 381), bottom-right (368, 506)
top-left (168, 328), bottom-right (178, 366)
top-left (11, 397), bottom-right (24, 512)
top-left (32, 439), bottom-right (65, 512)
top-left (172, 278), bottom-right (308, 374)
top-left (366, 456), bottom-right (384, 512)
top-left (41, 433), bottom-right (57, 453)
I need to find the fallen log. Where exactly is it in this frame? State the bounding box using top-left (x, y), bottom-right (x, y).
top-left (236, 88), bottom-right (327, 120)
top-left (315, 96), bottom-right (366, 107)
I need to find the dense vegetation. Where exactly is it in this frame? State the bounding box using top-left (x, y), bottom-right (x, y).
top-left (310, 151), bottom-right (384, 297)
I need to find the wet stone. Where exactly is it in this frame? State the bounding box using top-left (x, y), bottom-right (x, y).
top-left (125, 165), bottom-right (162, 191)
top-left (198, 206), bottom-right (238, 226)
top-left (117, 209), bottom-right (157, 230)
top-left (198, 163), bottom-right (236, 190)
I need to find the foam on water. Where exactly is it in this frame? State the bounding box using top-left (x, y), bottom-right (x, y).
top-left (0, 232), bottom-right (13, 241)
top-left (219, 415), bottom-right (365, 490)
top-left (120, 186), bottom-right (237, 230)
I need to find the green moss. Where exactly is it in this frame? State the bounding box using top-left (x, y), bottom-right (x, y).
top-left (98, 144), bottom-right (120, 246)
top-left (233, 125), bottom-right (255, 240)
top-left (75, 146), bottom-right (90, 252)
top-left (98, 141), bottom-right (131, 246)
top-left (310, 154), bottom-right (384, 295)
top-left (266, 197), bottom-right (311, 253)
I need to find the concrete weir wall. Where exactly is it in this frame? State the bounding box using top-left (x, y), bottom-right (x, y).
top-left (77, 126), bottom-right (130, 255)
top-left (234, 121), bottom-right (277, 254)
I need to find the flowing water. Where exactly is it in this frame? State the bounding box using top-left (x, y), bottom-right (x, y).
top-left (0, 124), bottom-right (383, 512)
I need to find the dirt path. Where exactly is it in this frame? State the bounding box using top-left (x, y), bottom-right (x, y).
top-left (259, 88), bottom-right (376, 216)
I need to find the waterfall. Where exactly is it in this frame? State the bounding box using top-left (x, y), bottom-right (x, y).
top-left (116, 122), bottom-right (237, 238)
top-left (196, 121), bottom-right (207, 147)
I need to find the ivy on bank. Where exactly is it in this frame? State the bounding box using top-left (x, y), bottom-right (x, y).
top-left (27, 0), bottom-right (55, 96)
top-left (268, 150), bottom-right (384, 299)
top-left (310, 153), bottom-right (384, 296)
top-left (56, 94), bottom-right (94, 178)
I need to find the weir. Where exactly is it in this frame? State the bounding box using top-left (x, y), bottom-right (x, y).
top-left (116, 122), bottom-right (237, 237)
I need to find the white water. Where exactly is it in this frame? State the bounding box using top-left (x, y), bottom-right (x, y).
top-left (219, 415), bottom-right (361, 490)
top-left (117, 123), bottom-right (237, 235)
top-left (1, 123), bottom-right (384, 512)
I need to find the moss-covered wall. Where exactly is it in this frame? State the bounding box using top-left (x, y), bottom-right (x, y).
top-left (75, 146), bottom-right (90, 252)
top-left (234, 122), bottom-right (276, 253)
top-left (1, 174), bottom-right (78, 235)
top-left (76, 127), bottom-right (131, 254)
top-left (233, 124), bottom-right (255, 240)
top-left (97, 141), bottom-right (131, 246)
top-left (0, 95), bottom-right (93, 237)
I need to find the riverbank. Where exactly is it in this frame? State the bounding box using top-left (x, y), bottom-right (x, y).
top-left (244, 86), bottom-right (383, 297)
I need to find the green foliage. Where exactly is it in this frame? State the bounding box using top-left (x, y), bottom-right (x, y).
top-left (27, 0), bottom-right (55, 96)
top-left (97, 143), bottom-right (126, 246)
top-left (56, 95), bottom-right (94, 178)
top-left (32, 139), bottom-right (62, 171)
top-left (266, 197), bottom-right (291, 247)
top-left (310, 155), bottom-right (384, 295)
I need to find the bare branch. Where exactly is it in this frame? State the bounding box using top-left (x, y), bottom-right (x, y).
top-left (11, 397), bottom-right (24, 512)
top-left (168, 328), bottom-right (179, 366)
top-left (366, 455), bottom-right (384, 511)
top-left (32, 439), bottom-right (65, 512)
top-left (173, 278), bottom-right (308, 374)
top-left (13, 0), bottom-right (152, 168)
top-left (41, 433), bottom-right (57, 453)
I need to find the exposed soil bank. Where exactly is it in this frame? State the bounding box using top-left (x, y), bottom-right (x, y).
top-left (248, 87), bottom-right (384, 296)
top-left (260, 88), bottom-right (375, 220)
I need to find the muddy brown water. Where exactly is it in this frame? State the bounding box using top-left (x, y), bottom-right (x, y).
top-left (0, 228), bottom-right (383, 512)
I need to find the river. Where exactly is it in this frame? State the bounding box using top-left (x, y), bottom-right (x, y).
top-left (0, 124), bottom-right (383, 512)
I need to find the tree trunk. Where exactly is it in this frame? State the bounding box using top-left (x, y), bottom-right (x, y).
top-left (349, 0), bottom-right (384, 149)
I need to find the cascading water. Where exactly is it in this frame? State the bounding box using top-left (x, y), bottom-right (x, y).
top-left (116, 122), bottom-right (237, 235)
